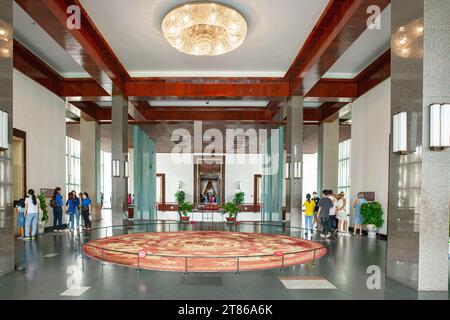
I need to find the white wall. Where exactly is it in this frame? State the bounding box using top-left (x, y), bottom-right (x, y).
top-left (225, 154), bottom-right (262, 203)
top-left (13, 69), bottom-right (66, 228)
top-left (350, 79), bottom-right (391, 235)
top-left (156, 153), bottom-right (194, 203)
top-left (156, 153), bottom-right (263, 205)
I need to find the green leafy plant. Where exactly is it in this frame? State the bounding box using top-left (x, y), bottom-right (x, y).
top-left (175, 190), bottom-right (185, 205)
top-left (361, 202), bottom-right (384, 228)
top-left (38, 193), bottom-right (48, 223)
top-left (220, 201), bottom-right (240, 218)
top-left (233, 192), bottom-right (245, 206)
top-left (179, 202), bottom-right (193, 217)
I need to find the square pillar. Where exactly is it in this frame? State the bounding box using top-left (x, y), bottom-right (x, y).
top-left (286, 96), bottom-right (303, 228)
top-left (80, 118), bottom-right (100, 213)
top-left (387, 0), bottom-right (450, 291)
top-left (317, 119), bottom-right (339, 193)
top-left (0, 0), bottom-right (14, 275)
top-left (111, 87), bottom-right (129, 222)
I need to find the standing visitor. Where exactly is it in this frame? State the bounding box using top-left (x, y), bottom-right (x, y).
top-left (318, 190), bottom-right (334, 238)
top-left (337, 192), bottom-right (347, 233)
top-left (100, 192), bottom-right (104, 210)
top-left (353, 192), bottom-right (367, 237)
top-left (312, 192), bottom-right (320, 229)
top-left (72, 191), bottom-right (81, 230)
top-left (128, 193), bottom-right (133, 205)
top-left (51, 187), bottom-right (64, 233)
top-left (303, 194), bottom-right (315, 232)
top-left (66, 193), bottom-right (77, 232)
top-left (15, 199), bottom-right (25, 239)
top-left (23, 189), bottom-right (41, 241)
top-left (328, 190), bottom-right (338, 230)
top-left (81, 192), bottom-right (92, 230)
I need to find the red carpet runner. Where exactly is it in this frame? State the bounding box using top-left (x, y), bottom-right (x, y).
top-left (83, 231), bottom-right (327, 272)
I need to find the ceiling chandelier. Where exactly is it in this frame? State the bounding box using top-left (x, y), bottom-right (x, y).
top-left (162, 2), bottom-right (247, 56)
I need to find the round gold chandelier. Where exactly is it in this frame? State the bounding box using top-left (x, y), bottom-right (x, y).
top-left (162, 2), bottom-right (247, 56)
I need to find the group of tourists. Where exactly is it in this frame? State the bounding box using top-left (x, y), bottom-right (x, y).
top-left (303, 190), bottom-right (367, 238)
top-left (15, 187), bottom-right (94, 240)
top-left (52, 188), bottom-right (93, 232)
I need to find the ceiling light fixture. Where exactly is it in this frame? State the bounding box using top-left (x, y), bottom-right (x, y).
top-left (162, 2), bottom-right (247, 56)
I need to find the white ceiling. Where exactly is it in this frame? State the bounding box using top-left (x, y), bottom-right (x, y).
top-left (149, 100), bottom-right (269, 107)
top-left (79, 0), bottom-right (331, 77)
top-left (13, 2), bottom-right (90, 78)
top-left (323, 5), bottom-right (391, 79)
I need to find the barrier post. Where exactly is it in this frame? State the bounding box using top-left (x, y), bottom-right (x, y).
top-left (312, 249), bottom-right (317, 266)
top-left (236, 257), bottom-right (240, 275)
top-left (184, 257), bottom-right (188, 275)
top-left (281, 255), bottom-right (285, 272)
top-left (136, 254), bottom-right (140, 272)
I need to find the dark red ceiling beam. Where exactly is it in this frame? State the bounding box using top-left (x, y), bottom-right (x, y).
top-left (305, 78), bottom-right (357, 100)
top-left (61, 78), bottom-right (109, 97)
top-left (125, 79), bottom-right (289, 99)
top-left (355, 49), bottom-right (391, 97)
top-left (16, 0), bottom-right (130, 94)
top-left (286, 0), bottom-right (390, 96)
top-left (13, 39), bottom-right (62, 96)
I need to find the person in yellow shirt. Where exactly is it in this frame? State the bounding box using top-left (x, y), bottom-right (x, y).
top-left (303, 194), bottom-right (315, 232)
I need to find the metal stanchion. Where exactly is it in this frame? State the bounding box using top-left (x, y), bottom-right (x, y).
top-left (312, 249), bottom-right (317, 265)
top-left (136, 254), bottom-right (140, 272)
top-left (280, 255), bottom-right (285, 272)
top-left (236, 257), bottom-right (240, 275)
top-left (184, 257), bottom-right (188, 276)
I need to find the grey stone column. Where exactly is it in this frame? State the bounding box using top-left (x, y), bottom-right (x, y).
top-left (317, 119), bottom-right (339, 193)
top-left (0, 0), bottom-right (13, 276)
top-left (387, 0), bottom-right (450, 291)
top-left (111, 87), bottom-right (129, 223)
top-left (286, 96), bottom-right (303, 228)
top-left (80, 118), bottom-right (100, 214)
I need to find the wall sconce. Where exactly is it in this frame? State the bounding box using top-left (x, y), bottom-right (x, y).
top-left (430, 104), bottom-right (450, 151)
top-left (285, 162), bottom-right (290, 179)
top-left (393, 112), bottom-right (408, 154)
top-left (293, 161), bottom-right (302, 179)
top-left (112, 159), bottom-right (121, 177)
top-left (0, 110), bottom-right (8, 151)
top-left (178, 181), bottom-right (183, 189)
top-left (124, 160), bottom-right (129, 178)
top-left (236, 181), bottom-right (241, 190)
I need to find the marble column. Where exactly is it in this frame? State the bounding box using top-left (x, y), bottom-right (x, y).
top-left (0, 0), bottom-right (13, 276)
top-left (317, 119), bottom-right (339, 193)
top-left (80, 118), bottom-right (100, 213)
top-left (286, 96), bottom-right (303, 228)
top-left (111, 87), bottom-right (129, 223)
top-left (387, 0), bottom-right (450, 291)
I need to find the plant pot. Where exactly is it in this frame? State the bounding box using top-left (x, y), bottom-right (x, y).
top-left (366, 224), bottom-right (377, 238)
top-left (226, 217), bottom-right (236, 224)
top-left (180, 216), bottom-right (190, 223)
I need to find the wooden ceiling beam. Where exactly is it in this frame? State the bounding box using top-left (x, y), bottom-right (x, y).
top-left (16, 0), bottom-right (130, 94)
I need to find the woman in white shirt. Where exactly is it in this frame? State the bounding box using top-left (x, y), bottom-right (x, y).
top-left (24, 189), bottom-right (41, 240)
top-left (337, 192), bottom-right (347, 233)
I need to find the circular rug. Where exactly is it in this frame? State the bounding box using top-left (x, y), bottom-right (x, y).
top-left (83, 231), bottom-right (327, 272)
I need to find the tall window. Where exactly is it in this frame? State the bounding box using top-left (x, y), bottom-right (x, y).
top-left (338, 139), bottom-right (351, 202)
top-left (66, 136), bottom-right (81, 193)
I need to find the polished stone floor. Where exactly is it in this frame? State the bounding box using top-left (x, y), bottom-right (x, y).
top-left (0, 211), bottom-right (448, 300)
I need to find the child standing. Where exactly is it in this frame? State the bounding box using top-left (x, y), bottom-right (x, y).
top-left (16, 199), bottom-right (25, 239)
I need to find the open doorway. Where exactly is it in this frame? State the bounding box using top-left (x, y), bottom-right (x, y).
top-left (12, 128), bottom-right (26, 236)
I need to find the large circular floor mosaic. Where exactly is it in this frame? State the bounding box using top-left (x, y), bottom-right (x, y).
top-left (83, 231), bottom-right (327, 272)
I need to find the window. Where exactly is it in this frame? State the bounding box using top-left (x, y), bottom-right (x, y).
top-left (338, 139), bottom-right (351, 211)
top-left (66, 137), bottom-right (81, 193)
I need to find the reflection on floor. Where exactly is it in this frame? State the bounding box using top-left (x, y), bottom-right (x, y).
top-left (0, 210), bottom-right (448, 300)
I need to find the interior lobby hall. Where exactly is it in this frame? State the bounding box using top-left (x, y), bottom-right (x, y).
top-left (0, 0), bottom-right (449, 301)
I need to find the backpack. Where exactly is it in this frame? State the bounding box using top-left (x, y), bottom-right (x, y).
top-left (50, 197), bottom-right (57, 208)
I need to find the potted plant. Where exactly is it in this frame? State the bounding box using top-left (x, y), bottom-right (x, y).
top-left (234, 191), bottom-right (245, 206)
top-left (361, 201), bottom-right (384, 238)
top-left (38, 193), bottom-right (48, 234)
top-left (220, 201), bottom-right (240, 223)
top-left (175, 190), bottom-right (186, 220)
top-left (179, 202), bottom-right (193, 223)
